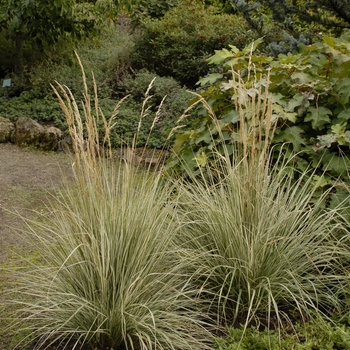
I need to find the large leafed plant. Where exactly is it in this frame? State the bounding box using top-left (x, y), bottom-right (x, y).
top-left (168, 32), bottom-right (350, 208)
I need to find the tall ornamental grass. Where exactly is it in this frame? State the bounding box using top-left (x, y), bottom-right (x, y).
top-left (5, 55), bottom-right (214, 350)
top-left (176, 68), bottom-right (349, 330)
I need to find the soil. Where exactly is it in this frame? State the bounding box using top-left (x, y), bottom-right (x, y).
top-left (0, 143), bottom-right (74, 350)
top-left (0, 143), bottom-right (74, 262)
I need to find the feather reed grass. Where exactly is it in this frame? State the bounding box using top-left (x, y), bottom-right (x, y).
top-left (176, 65), bottom-right (349, 331)
top-left (4, 54), bottom-right (214, 350)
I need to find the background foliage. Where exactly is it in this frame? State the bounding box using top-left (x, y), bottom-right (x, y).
top-left (168, 33), bottom-right (350, 207)
top-left (132, 0), bottom-right (257, 87)
top-left (231, 0), bottom-right (350, 55)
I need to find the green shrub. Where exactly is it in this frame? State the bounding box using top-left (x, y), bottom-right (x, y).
top-left (168, 33), bottom-right (350, 207)
top-left (0, 95), bottom-right (65, 128)
top-left (0, 28), bottom-right (136, 132)
top-left (130, 0), bottom-right (179, 23)
top-left (217, 319), bottom-right (350, 349)
top-left (109, 70), bottom-right (193, 148)
top-left (132, 0), bottom-right (257, 87)
top-left (8, 162), bottom-right (214, 349)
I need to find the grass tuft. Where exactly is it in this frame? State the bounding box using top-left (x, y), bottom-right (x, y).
top-left (4, 54), bottom-right (215, 350)
top-left (176, 65), bottom-right (349, 331)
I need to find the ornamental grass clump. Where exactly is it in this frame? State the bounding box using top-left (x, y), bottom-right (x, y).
top-left (176, 66), bottom-right (349, 330)
top-left (5, 54), bottom-right (214, 350)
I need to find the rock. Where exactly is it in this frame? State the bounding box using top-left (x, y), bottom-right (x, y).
top-left (40, 126), bottom-right (63, 151)
top-left (0, 117), bottom-right (14, 143)
top-left (11, 117), bottom-right (45, 147)
top-left (57, 135), bottom-right (85, 154)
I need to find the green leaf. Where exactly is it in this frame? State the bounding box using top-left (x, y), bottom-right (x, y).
top-left (173, 132), bottom-right (191, 154)
top-left (329, 188), bottom-right (350, 211)
top-left (286, 93), bottom-right (304, 112)
top-left (331, 123), bottom-right (346, 136)
top-left (197, 73), bottom-right (223, 86)
top-left (273, 126), bottom-right (305, 151)
top-left (321, 152), bottom-right (350, 176)
top-left (271, 93), bottom-right (286, 106)
top-left (313, 134), bottom-right (337, 150)
top-left (273, 104), bottom-right (297, 122)
top-left (334, 77), bottom-right (350, 105)
top-left (305, 106), bottom-right (332, 130)
top-left (223, 110), bottom-right (240, 124)
top-left (336, 108), bottom-right (350, 121)
top-left (290, 71), bottom-right (313, 84)
top-left (207, 48), bottom-right (234, 65)
top-left (312, 175), bottom-right (329, 189)
top-left (196, 131), bottom-right (212, 144)
top-left (193, 151), bottom-right (208, 167)
top-left (228, 44), bottom-right (240, 54)
top-left (241, 37), bottom-right (264, 55)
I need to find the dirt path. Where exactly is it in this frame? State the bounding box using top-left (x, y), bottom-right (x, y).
top-left (0, 143), bottom-right (74, 262)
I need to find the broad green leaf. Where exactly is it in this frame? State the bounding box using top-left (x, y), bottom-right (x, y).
top-left (278, 52), bottom-right (302, 64)
top-left (228, 44), bottom-right (240, 54)
top-left (223, 110), bottom-right (240, 124)
top-left (207, 48), bottom-right (234, 65)
top-left (286, 93), bottom-right (304, 112)
top-left (321, 153), bottom-right (350, 176)
top-left (181, 149), bottom-right (197, 172)
top-left (224, 57), bottom-right (244, 67)
top-left (290, 71), bottom-right (313, 84)
top-left (242, 37), bottom-right (264, 55)
top-left (196, 131), bottom-right (212, 144)
top-left (273, 126), bottom-right (305, 151)
top-left (273, 104), bottom-right (297, 122)
top-left (173, 132), bottom-right (191, 154)
top-left (194, 151), bottom-right (208, 167)
top-left (313, 134), bottom-right (337, 150)
top-left (305, 106), bottom-right (332, 130)
top-left (331, 123), bottom-right (346, 136)
top-left (329, 188), bottom-right (350, 212)
top-left (334, 77), bottom-right (350, 105)
top-left (198, 73), bottom-right (223, 86)
top-left (251, 55), bottom-right (273, 64)
top-left (221, 79), bottom-right (237, 91)
top-left (323, 36), bottom-right (335, 47)
top-left (336, 108), bottom-right (350, 121)
top-left (312, 175), bottom-right (329, 189)
top-left (271, 93), bottom-right (286, 106)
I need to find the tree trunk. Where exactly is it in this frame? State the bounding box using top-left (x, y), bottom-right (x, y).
top-left (14, 32), bottom-right (24, 75)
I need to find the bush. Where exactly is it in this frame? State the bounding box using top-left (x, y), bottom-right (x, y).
top-left (129, 0), bottom-right (179, 23)
top-left (0, 27), bottom-right (136, 133)
top-left (132, 0), bottom-right (257, 87)
top-left (168, 33), bottom-right (350, 207)
top-left (109, 70), bottom-right (192, 148)
top-left (178, 148), bottom-right (348, 328)
top-left (0, 94), bottom-right (66, 129)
